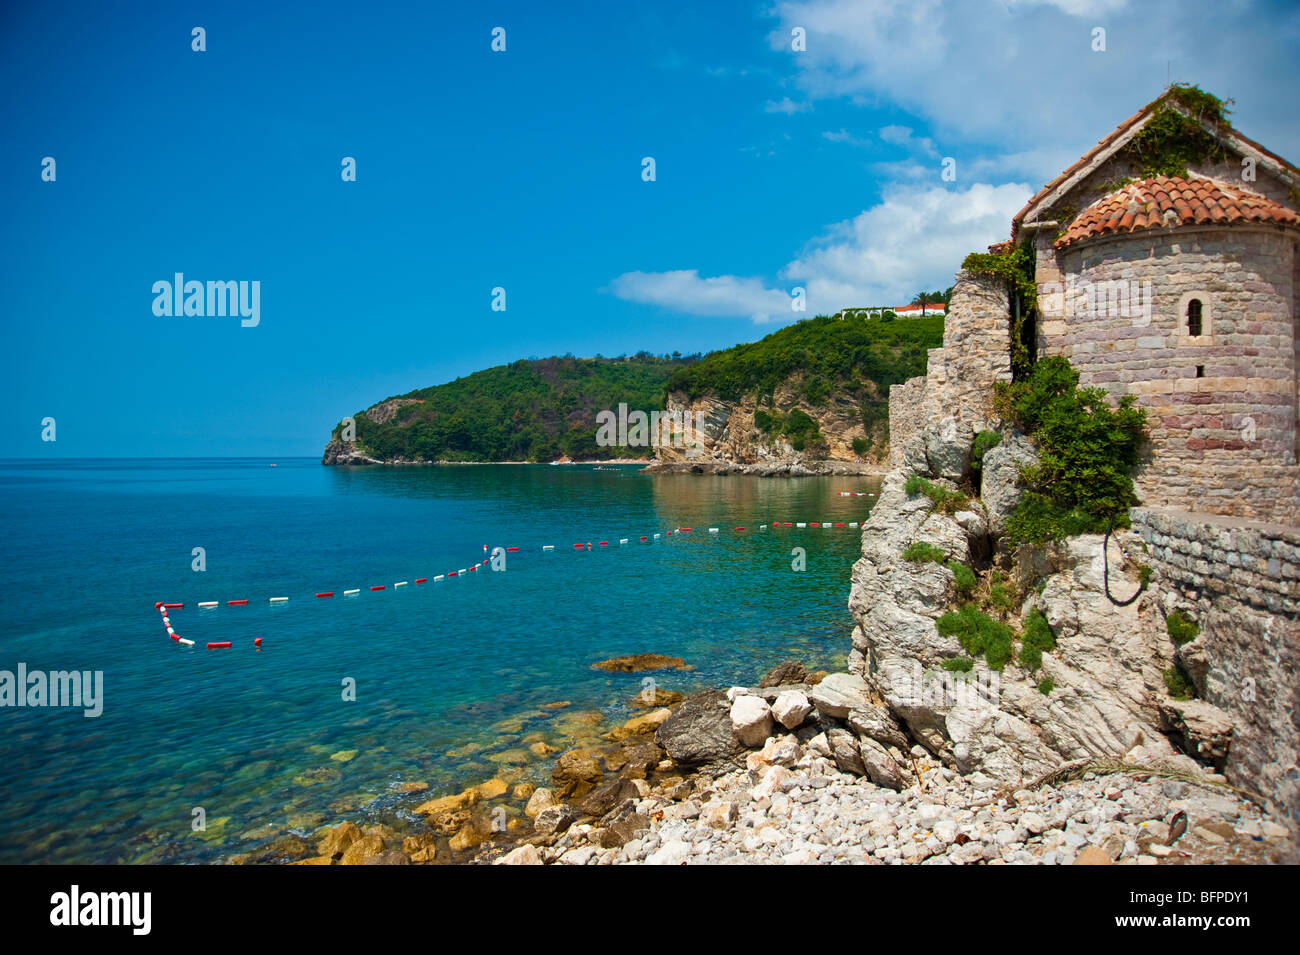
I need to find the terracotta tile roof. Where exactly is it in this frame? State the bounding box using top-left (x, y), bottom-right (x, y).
top-left (1012, 88), bottom-right (1300, 235)
top-left (1054, 176), bottom-right (1300, 248)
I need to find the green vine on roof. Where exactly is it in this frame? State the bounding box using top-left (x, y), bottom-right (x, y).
top-left (1126, 83), bottom-right (1233, 180)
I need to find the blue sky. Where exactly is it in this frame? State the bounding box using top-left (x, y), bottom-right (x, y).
top-left (3, 0), bottom-right (1298, 456)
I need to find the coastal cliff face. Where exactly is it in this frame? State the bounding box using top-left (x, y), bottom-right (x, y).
top-left (648, 379), bottom-right (887, 475)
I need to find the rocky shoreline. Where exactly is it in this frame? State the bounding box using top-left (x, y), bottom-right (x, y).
top-left (249, 655), bottom-right (1293, 866)
top-left (642, 459), bottom-right (886, 477)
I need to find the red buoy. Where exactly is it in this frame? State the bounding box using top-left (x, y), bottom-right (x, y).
top-left (254, 638), bottom-right (262, 647)
top-left (735, 526), bottom-right (745, 531)
top-left (206, 642), bottom-right (231, 649)
top-left (448, 571), bottom-right (458, 577)
top-left (415, 578), bottom-right (427, 584)
top-left (154, 601), bottom-right (163, 609)
top-left (163, 603), bottom-right (183, 609)
top-left (316, 592), bottom-right (333, 598)
top-left (506, 546), bottom-right (519, 552)
top-left (370, 585), bottom-right (385, 591)
top-left (227, 599), bottom-right (248, 605)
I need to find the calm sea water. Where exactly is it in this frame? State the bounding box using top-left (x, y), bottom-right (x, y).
top-left (0, 459), bottom-right (878, 863)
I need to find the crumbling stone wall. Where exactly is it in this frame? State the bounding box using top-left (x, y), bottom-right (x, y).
top-left (887, 270), bottom-right (1013, 466)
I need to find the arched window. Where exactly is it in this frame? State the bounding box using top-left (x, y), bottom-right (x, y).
top-left (1187, 298), bottom-right (1203, 337)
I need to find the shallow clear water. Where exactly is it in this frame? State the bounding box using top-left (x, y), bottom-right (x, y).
top-left (0, 459), bottom-right (878, 863)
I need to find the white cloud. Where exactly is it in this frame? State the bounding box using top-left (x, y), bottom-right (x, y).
top-left (765, 96), bottom-right (811, 114)
top-left (879, 124), bottom-right (939, 157)
top-left (606, 271), bottom-right (795, 323)
top-left (607, 181), bottom-right (1031, 321)
top-left (782, 181), bottom-right (1032, 308)
top-left (823, 127), bottom-right (871, 147)
top-left (767, 0), bottom-right (1300, 163)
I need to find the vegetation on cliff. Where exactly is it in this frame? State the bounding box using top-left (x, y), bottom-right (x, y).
top-left (664, 312), bottom-right (943, 456)
top-left (993, 356), bottom-right (1148, 544)
top-left (333, 354), bottom-right (697, 463)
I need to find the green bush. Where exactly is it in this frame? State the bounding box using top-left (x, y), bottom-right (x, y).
top-left (904, 475), bottom-right (969, 514)
top-left (995, 357), bottom-right (1147, 545)
top-left (936, 604), bottom-right (1016, 670)
top-left (970, 430), bottom-right (1002, 473)
top-left (942, 657), bottom-right (974, 672)
top-left (902, 541), bottom-right (948, 564)
top-left (947, 560), bottom-right (978, 594)
top-left (1166, 609), bottom-right (1201, 645)
top-left (852, 436), bottom-right (872, 457)
top-left (1037, 677), bottom-right (1056, 696)
top-left (1164, 664), bottom-right (1196, 700)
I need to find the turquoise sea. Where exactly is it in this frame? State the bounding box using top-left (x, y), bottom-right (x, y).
top-left (0, 459), bottom-right (878, 863)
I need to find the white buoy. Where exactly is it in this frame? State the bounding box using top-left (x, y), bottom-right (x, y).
top-left (433, 575), bottom-right (444, 581)
top-left (395, 581), bottom-right (407, 587)
top-left (708, 527), bottom-right (719, 533)
top-left (796, 522), bottom-right (807, 528)
top-left (197, 601), bottom-right (218, 608)
top-left (270, 597), bottom-right (288, 603)
top-left (343, 588), bottom-right (360, 595)
top-left (542, 545), bottom-right (555, 551)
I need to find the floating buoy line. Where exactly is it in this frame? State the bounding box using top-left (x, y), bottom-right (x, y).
top-left (152, 514), bottom-right (874, 651)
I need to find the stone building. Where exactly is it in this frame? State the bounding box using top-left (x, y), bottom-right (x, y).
top-left (1013, 90), bottom-right (1300, 526)
top-left (882, 88), bottom-right (1298, 824)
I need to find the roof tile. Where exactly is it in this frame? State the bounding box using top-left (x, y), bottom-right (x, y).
top-left (1054, 176), bottom-right (1300, 248)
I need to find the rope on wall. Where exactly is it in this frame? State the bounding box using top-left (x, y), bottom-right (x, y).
top-left (1103, 512), bottom-right (1146, 607)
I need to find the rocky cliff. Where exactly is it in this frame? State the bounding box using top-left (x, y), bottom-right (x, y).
top-left (647, 379), bottom-right (887, 475)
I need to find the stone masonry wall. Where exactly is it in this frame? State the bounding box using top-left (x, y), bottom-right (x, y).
top-left (887, 269), bottom-right (1013, 466)
top-left (1038, 226), bottom-right (1299, 525)
top-left (1132, 506), bottom-right (1300, 823)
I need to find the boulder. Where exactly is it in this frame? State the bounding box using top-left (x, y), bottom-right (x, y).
top-left (809, 672), bottom-right (873, 719)
top-left (524, 787), bottom-right (558, 819)
top-left (496, 844), bottom-right (544, 865)
top-left (655, 690), bottom-right (739, 767)
top-left (847, 704), bottom-right (910, 750)
top-left (1158, 698), bottom-right (1233, 772)
top-left (316, 821), bottom-right (361, 859)
top-left (729, 695), bottom-right (774, 747)
top-left (771, 690), bottom-right (813, 730)
top-left (592, 654), bottom-right (691, 672)
top-left (924, 418), bottom-right (975, 482)
top-left (979, 431), bottom-right (1038, 535)
top-left (551, 749), bottom-right (604, 798)
top-left (826, 728), bottom-right (866, 776)
top-left (858, 737), bottom-right (910, 791)
top-left (760, 660), bottom-right (809, 687)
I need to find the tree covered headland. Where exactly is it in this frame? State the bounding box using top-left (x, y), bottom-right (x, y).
top-left (336, 354), bottom-right (697, 462)
top-left (332, 312), bottom-right (942, 463)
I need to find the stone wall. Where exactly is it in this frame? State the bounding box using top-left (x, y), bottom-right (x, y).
top-left (887, 270), bottom-right (1013, 467)
top-left (1132, 506), bottom-right (1300, 824)
top-left (1037, 226), bottom-right (1299, 524)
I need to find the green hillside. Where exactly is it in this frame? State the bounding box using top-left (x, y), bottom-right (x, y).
top-left (332, 354), bottom-right (696, 462)
top-left (328, 313), bottom-right (941, 464)
top-left (664, 312), bottom-right (943, 451)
